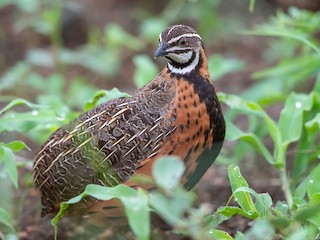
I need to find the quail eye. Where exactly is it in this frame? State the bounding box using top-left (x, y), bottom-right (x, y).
top-left (179, 38), bottom-right (187, 46)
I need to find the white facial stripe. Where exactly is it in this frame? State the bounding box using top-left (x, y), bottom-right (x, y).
top-left (159, 33), bottom-right (162, 42)
top-left (167, 51), bottom-right (200, 74)
top-left (167, 33), bottom-right (202, 44)
top-left (168, 51), bottom-right (192, 63)
top-left (166, 46), bottom-right (192, 52)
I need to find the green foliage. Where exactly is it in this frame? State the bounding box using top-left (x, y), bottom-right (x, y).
top-left (242, 8), bottom-right (320, 104)
top-left (1, 1), bottom-right (320, 239)
top-left (208, 54), bottom-right (246, 81)
top-left (52, 185), bottom-right (150, 240)
top-left (133, 55), bottom-right (158, 87)
top-left (0, 207), bottom-right (15, 233)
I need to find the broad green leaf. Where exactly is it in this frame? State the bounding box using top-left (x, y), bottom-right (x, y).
top-left (208, 54), bottom-right (245, 81)
top-left (121, 189), bottom-right (150, 240)
top-left (235, 231), bottom-right (245, 240)
top-left (287, 227), bottom-right (316, 240)
top-left (295, 164), bottom-right (320, 199)
top-left (0, 146), bottom-right (18, 188)
top-left (210, 229), bottom-right (234, 240)
top-left (226, 119), bottom-right (274, 164)
top-left (274, 201), bottom-right (289, 215)
top-left (305, 113), bottom-right (320, 133)
top-left (0, 98), bottom-right (46, 114)
top-left (255, 193), bottom-right (272, 217)
top-left (246, 219), bottom-right (275, 240)
top-left (249, 0), bottom-right (255, 12)
top-left (0, 109), bottom-right (64, 133)
top-left (84, 88), bottom-right (130, 111)
top-left (228, 165), bottom-right (257, 216)
top-left (219, 93), bottom-right (282, 167)
top-left (278, 93), bottom-right (314, 146)
top-left (68, 184), bottom-right (137, 204)
top-left (133, 54), bottom-right (158, 88)
top-left (5, 141), bottom-right (30, 152)
top-left (149, 188), bottom-right (194, 227)
top-left (308, 193), bottom-right (320, 227)
top-left (152, 156), bottom-right (185, 191)
top-left (0, 208), bottom-right (15, 232)
top-left (217, 206), bottom-right (258, 219)
top-left (53, 184), bottom-right (150, 240)
top-left (294, 203), bottom-right (320, 224)
top-left (218, 93), bottom-right (263, 117)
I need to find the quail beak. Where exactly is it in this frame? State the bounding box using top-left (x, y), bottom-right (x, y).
top-left (154, 42), bottom-right (169, 58)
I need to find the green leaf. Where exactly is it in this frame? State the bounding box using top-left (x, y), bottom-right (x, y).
top-left (208, 54), bottom-right (245, 81)
top-left (84, 88), bottom-right (130, 111)
top-left (0, 208), bottom-right (15, 232)
top-left (294, 203), bottom-right (320, 224)
top-left (5, 141), bottom-right (30, 152)
top-left (122, 189), bottom-right (150, 240)
top-left (0, 98), bottom-right (46, 114)
top-left (255, 193), bottom-right (272, 217)
top-left (249, 0), bottom-right (256, 12)
top-left (246, 219), bottom-right (275, 240)
top-left (133, 55), bottom-right (158, 88)
top-left (53, 184), bottom-right (150, 240)
top-left (305, 113), bottom-right (320, 133)
top-left (286, 227), bottom-right (317, 240)
top-left (152, 156), bottom-right (185, 191)
top-left (225, 119), bottom-right (274, 164)
top-left (278, 93), bottom-right (314, 146)
top-left (210, 229), bottom-right (234, 240)
top-left (295, 164), bottom-right (320, 199)
top-left (217, 206), bottom-right (258, 219)
top-left (228, 165), bottom-right (257, 216)
top-left (149, 188), bottom-right (193, 227)
top-left (235, 231), bottom-right (245, 240)
top-left (0, 146), bottom-right (18, 188)
top-left (308, 193), bottom-right (320, 227)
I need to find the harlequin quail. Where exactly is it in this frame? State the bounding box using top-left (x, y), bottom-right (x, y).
top-left (33, 24), bottom-right (225, 217)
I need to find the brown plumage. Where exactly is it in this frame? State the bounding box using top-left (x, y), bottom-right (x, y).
top-left (33, 24), bottom-right (225, 217)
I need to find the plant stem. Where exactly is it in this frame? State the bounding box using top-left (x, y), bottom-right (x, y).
top-left (280, 167), bottom-right (293, 210)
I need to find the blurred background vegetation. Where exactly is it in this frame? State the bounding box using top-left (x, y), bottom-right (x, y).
top-left (1, 0), bottom-right (320, 239)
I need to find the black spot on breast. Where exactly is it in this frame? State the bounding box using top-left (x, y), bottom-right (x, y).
top-left (194, 142), bottom-right (199, 152)
top-left (183, 148), bottom-right (193, 165)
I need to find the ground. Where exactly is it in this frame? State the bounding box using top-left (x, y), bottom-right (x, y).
top-left (0, 1), bottom-right (292, 239)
